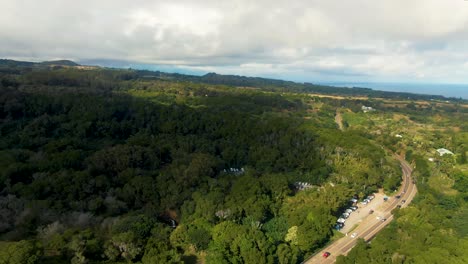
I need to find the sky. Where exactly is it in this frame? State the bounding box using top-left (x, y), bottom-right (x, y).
top-left (1, 0), bottom-right (468, 85)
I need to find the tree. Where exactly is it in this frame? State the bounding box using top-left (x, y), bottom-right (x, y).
top-left (0, 240), bottom-right (42, 264)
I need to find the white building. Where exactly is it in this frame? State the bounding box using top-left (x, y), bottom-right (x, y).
top-left (437, 148), bottom-right (454, 156)
top-left (362, 106), bottom-right (375, 113)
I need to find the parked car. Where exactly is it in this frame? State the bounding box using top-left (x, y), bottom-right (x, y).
top-left (337, 218), bottom-right (346, 223)
top-left (345, 209), bottom-right (353, 214)
top-left (395, 195), bottom-right (401, 199)
top-left (349, 206), bottom-right (358, 211)
top-left (367, 195), bottom-right (375, 200)
top-left (342, 213), bottom-right (350, 219)
top-left (323, 252), bottom-right (331, 258)
top-left (350, 198), bottom-right (358, 203)
top-left (360, 199), bottom-right (369, 205)
top-left (334, 223), bottom-right (344, 230)
top-left (401, 200), bottom-right (406, 204)
top-left (351, 232), bottom-right (357, 238)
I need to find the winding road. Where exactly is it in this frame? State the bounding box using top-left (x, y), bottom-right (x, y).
top-left (303, 156), bottom-right (417, 264)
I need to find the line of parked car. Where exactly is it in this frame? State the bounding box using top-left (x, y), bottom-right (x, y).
top-left (334, 194), bottom-right (375, 230)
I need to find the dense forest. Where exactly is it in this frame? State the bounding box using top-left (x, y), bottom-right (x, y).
top-left (0, 61), bottom-right (466, 264)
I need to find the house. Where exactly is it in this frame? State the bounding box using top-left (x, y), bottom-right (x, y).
top-left (361, 106), bottom-right (375, 113)
top-left (437, 148), bottom-right (454, 156)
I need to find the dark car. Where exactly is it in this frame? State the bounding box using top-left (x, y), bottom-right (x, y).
top-left (395, 195), bottom-right (401, 199)
top-left (334, 223), bottom-right (344, 230)
top-left (323, 252), bottom-right (331, 258)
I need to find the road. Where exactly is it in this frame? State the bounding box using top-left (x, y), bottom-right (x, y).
top-left (304, 156), bottom-right (417, 264)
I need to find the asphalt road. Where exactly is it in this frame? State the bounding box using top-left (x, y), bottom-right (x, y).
top-left (304, 156), bottom-right (417, 264)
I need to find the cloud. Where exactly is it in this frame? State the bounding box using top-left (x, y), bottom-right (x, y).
top-left (1, 0), bottom-right (468, 83)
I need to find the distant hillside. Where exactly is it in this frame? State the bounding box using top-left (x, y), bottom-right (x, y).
top-left (0, 59), bottom-right (80, 68)
top-left (135, 70), bottom-right (455, 102)
top-left (39, 60), bottom-right (80, 67)
top-left (0, 59), bottom-right (36, 67)
top-left (0, 59), bottom-right (461, 102)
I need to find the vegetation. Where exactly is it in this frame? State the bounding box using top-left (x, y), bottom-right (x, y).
top-left (0, 61), bottom-right (466, 263)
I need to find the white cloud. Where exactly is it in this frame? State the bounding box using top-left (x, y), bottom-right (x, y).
top-left (1, 0), bottom-right (468, 83)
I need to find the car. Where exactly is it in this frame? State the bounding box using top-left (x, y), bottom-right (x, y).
top-left (401, 200), bottom-right (406, 203)
top-left (367, 195), bottom-right (375, 200)
top-left (335, 222), bottom-right (344, 228)
top-left (337, 218), bottom-right (346, 223)
top-left (351, 232), bottom-right (357, 238)
top-left (395, 195), bottom-right (401, 199)
top-left (376, 216), bottom-right (381, 220)
top-left (342, 213), bottom-right (350, 219)
top-left (350, 198), bottom-right (358, 203)
top-left (381, 218), bottom-right (387, 222)
top-left (323, 252), bottom-right (331, 258)
top-left (397, 205), bottom-right (402, 208)
top-left (335, 222), bottom-right (344, 227)
top-left (360, 200), bottom-right (368, 205)
top-left (345, 209), bottom-right (353, 214)
top-left (349, 206), bottom-right (358, 211)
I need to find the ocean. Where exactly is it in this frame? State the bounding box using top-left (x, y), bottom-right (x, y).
top-left (319, 82), bottom-right (468, 99)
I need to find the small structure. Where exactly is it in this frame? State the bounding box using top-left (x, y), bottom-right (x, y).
top-left (222, 167), bottom-right (245, 175)
top-left (437, 148), bottom-right (454, 156)
top-left (361, 106), bottom-right (375, 113)
top-left (294, 182), bottom-right (314, 191)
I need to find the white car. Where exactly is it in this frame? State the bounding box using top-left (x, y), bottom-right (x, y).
top-left (337, 218), bottom-right (346, 223)
top-left (345, 209), bottom-right (353, 214)
top-left (351, 232), bottom-right (357, 238)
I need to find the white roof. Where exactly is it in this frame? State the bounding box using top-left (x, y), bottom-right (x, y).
top-left (437, 148), bottom-right (454, 156)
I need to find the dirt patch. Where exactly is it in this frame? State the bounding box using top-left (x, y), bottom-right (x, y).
top-left (335, 110), bottom-right (344, 131)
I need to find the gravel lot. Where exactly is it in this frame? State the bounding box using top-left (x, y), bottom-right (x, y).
top-left (339, 190), bottom-right (389, 234)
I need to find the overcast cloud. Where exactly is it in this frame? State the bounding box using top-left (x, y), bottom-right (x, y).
top-left (1, 0), bottom-right (468, 83)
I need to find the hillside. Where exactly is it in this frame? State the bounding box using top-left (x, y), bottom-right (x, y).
top-left (0, 64), bottom-right (466, 264)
